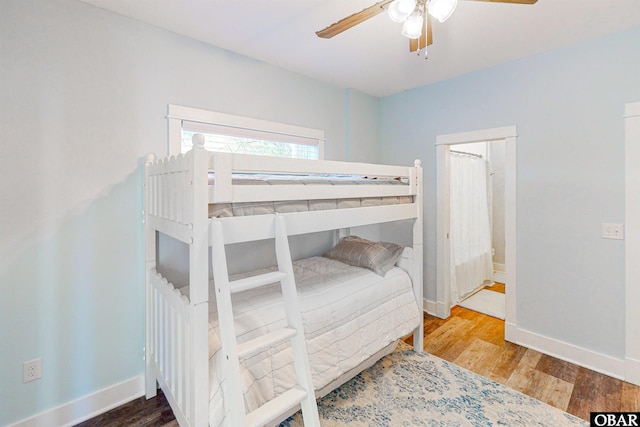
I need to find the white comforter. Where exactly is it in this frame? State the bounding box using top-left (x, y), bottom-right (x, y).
top-left (204, 256), bottom-right (421, 426)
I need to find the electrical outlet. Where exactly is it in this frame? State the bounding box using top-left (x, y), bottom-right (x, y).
top-left (602, 223), bottom-right (624, 240)
top-left (23, 358), bottom-right (42, 383)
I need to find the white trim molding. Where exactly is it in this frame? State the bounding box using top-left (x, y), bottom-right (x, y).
top-left (624, 101), bottom-right (640, 119)
top-left (625, 101), bottom-right (640, 385)
top-left (493, 263), bottom-right (506, 283)
top-left (493, 271), bottom-right (507, 285)
top-left (11, 376), bottom-right (144, 427)
top-left (511, 327), bottom-right (626, 380)
top-left (493, 262), bottom-right (506, 273)
top-left (435, 125), bottom-right (517, 345)
top-left (167, 104), bottom-right (326, 158)
top-left (435, 125), bottom-right (517, 146)
top-left (424, 298), bottom-right (438, 316)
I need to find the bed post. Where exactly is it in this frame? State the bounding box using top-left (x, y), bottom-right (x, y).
top-left (144, 153), bottom-right (158, 399)
top-left (412, 159), bottom-right (424, 353)
top-left (189, 135), bottom-right (210, 425)
top-left (336, 228), bottom-right (351, 243)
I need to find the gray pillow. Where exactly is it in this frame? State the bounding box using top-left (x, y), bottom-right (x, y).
top-left (323, 236), bottom-right (404, 276)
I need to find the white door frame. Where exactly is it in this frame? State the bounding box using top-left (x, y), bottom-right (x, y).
top-left (625, 102), bottom-right (640, 385)
top-left (436, 125), bottom-right (518, 342)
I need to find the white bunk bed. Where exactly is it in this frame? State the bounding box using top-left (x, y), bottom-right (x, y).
top-left (144, 136), bottom-right (424, 426)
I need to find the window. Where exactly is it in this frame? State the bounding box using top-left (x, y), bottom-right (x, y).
top-left (167, 105), bottom-right (324, 160)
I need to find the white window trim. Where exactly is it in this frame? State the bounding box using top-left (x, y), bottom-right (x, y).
top-left (167, 104), bottom-right (325, 159)
top-left (625, 101), bottom-right (640, 385)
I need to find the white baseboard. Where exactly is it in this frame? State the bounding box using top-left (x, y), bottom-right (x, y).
top-left (504, 321), bottom-right (517, 343)
top-left (11, 375), bottom-right (144, 427)
top-left (513, 327), bottom-right (626, 380)
top-left (493, 263), bottom-right (506, 284)
top-left (426, 299), bottom-right (458, 319)
top-left (625, 357), bottom-right (640, 386)
top-left (424, 299), bottom-right (438, 316)
top-left (430, 300), bottom-right (450, 319)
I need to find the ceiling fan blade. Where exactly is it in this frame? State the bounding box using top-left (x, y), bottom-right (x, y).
top-left (462, 0), bottom-right (538, 4)
top-left (316, 0), bottom-right (395, 39)
top-left (409, 36), bottom-right (419, 52)
top-left (409, 38), bottom-right (418, 52)
top-left (410, 12), bottom-right (431, 52)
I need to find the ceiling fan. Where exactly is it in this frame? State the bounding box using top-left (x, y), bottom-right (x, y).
top-left (316, 0), bottom-right (538, 57)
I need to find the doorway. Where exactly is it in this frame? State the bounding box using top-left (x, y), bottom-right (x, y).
top-left (450, 141), bottom-right (505, 320)
top-left (436, 126), bottom-right (518, 342)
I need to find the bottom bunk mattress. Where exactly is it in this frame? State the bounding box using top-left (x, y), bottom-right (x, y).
top-left (192, 255), bottom-right (421, 426)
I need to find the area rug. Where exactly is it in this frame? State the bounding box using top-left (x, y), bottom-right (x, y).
top-left (458, 289), bottom-right (506, 320)
top-left (279, 342), bottom-right (586, 426)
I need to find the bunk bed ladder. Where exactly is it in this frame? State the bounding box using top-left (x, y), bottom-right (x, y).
top-left (210, 214), bottom-right (320, 427)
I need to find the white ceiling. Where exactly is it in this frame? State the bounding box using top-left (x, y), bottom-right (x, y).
top-left (80, 0), bottom-right (640, 97)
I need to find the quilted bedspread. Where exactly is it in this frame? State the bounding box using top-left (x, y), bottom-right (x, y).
top-left (200, 256), bottom-right (421, 426)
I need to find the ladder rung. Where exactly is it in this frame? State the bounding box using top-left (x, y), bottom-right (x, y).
top-left (229, 271), bottom-right (287, 294)
top-left (246, 386), bottom-right (308, 427)
top-left (238, 327), bottom-right (297, 359)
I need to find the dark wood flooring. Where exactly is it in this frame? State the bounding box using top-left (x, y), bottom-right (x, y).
top-left (77, 284), bottom-right (640, 425)
top-left (75, 389), bottom-right (177, 427)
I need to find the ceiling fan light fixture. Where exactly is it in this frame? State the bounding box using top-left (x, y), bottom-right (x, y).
top-left (388, 1), bottom-right (411, 23)
top-left (397, 0), bottom-right (418, 14)
top-left (427, 0), bottom-right (458, 23)
top-left (401, 10), bottom-right (423, 39)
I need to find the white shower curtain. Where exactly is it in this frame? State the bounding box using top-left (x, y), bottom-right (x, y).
top-left (449, 152), bottom-right (494, 305)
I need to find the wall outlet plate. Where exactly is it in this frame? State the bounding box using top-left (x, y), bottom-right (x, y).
top-left (602, 223), bottom-right (624, 240)
top-left (24, 358), bottom-right (42, 383)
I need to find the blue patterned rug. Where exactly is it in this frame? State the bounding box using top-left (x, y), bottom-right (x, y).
top-left (280, 342), bottom-right (586, 426)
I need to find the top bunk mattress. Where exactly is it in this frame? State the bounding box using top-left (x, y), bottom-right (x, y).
top-left (207, 172), bottom-right (410, 186)
top-left (208, 172), bottom-right (413, 218)
top-left (208, 196), bottom-right (413, 218)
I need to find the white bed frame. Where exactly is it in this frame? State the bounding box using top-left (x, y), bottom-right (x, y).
top-left (144, 137), bottom-right (424, 426)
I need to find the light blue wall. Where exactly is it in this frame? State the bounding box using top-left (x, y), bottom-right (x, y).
top-left (344, 89), bottom-right (381, 163)
top-left (3, 0), bottom-right (637, 423)
top-left (0, 0), bottom-right (378, 424)
top-left (379, 26), bottom-right (640, 359)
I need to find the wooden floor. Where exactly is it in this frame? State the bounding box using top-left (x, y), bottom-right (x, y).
top-left (406, 283), bottom-right (640, 422)
top-left (77, 283), bottom-right (639, 425)
top-left (75, 388), bottom-right (178, 427)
